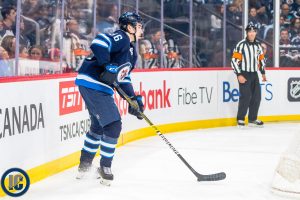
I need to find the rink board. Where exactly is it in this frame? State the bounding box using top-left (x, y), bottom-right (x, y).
top-left (0, 69), bottom-right (300, 196)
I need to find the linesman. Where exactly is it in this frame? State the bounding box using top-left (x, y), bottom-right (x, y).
top-left (231, 23), bottom-right (267, 128)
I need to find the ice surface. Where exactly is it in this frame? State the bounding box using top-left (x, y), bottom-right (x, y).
top-left (5, 122), bottom-right (299, 200)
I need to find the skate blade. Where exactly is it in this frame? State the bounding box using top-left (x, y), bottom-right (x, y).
top-left (248, 123), bottom-right (264, 128)
top-left (76, 172), bottom-right (86, 180)
top-left (237, 125), bottom-right (245, 129)
top-left (76, 167), bottom-right (98, 180)
top-left (99, 177), bottom-right (112, 186)
top-left (271, 187), bottom-right (300, 199)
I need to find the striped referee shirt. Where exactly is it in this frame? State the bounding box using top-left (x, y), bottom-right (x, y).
top-left (231, 38), bottom-right (266, 76)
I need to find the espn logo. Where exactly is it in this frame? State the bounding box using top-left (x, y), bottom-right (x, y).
top-left (59, 81), bottom-right (82, 115)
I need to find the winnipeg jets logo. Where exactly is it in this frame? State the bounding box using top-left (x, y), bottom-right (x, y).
top-left (290, 80), bottom-right (300, 99)
top-left (119, 68), bottom-right (129, 80)
top-left (117, 62), bottom-right (132, 83)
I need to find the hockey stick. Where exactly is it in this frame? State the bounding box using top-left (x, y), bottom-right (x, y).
top-left (113, 82), bottom-right (226, 182)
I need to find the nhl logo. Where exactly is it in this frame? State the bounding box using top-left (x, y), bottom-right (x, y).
top-left (290, 81), bottom-right (300, 99)
top-left (287, 78), bottom-right (300, 102)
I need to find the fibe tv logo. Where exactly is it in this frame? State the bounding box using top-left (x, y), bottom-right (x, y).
top-left (59, 81), bottom-right (83, 115)
top-left (223, 81), bottom-right (273, 102)
top-left (1, 168), bottom-right (30, 197)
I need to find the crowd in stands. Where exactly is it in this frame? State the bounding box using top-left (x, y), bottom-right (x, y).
top-left (0, 0), bottom-right (299, 76)
top-left (0, 0), bottom-right (93, 76)
top-left (197, 0), bottom-right (299, 67)
top-left (247, 0), bottom-right (300, 67)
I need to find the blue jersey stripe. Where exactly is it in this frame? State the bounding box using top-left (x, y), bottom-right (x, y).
top-left (97, 34), bottom-right (112, 52)
top-left (75, 78), bottom-right (114, 95)
top-left (91, 39), bottom-right (109, 49)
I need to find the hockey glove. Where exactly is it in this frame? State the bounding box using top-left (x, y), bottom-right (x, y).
top-left (128, 95), bottom-right (144, 120)
top-left (99, 64), bottom-right (119, 85)
top-left (100, 63), bottom-right (132, 85)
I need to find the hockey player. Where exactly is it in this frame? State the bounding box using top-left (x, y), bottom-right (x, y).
top-left (75, 11), bottom-right (144, 186)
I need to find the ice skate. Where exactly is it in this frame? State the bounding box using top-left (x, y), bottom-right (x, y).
top-left (76, 162), bottom-right (92, 179)
top-left (248, 120), bottom-right (264, 128)
top-left (237, 120), bottom-right (245, 128)
top-left (97, 166), bottom-right (114, 186)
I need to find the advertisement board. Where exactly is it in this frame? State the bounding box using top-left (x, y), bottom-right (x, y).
top-left (0, 68), bottom-right (299, 195)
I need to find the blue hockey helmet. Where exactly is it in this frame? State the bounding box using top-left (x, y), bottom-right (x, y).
top-left (119, 11), bottom-right (143, 31)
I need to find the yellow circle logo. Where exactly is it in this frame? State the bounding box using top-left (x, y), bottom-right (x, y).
top-left (1, 168), bottom-right (30, 197)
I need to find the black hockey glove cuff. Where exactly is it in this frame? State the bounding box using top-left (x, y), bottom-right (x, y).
top-left (99, 64), bottom-right (119, 85)
top-left (128, 95), bottom-right (144, 120)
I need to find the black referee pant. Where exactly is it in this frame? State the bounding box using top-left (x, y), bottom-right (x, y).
top-left (237, 72), bottom-right (261, 121)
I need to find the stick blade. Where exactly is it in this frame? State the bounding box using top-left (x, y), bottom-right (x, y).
top-left (197, 172), bottom-right (226, 182)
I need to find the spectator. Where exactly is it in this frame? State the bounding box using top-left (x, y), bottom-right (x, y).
top-left (291, 32), bottom-right (300, 46)
top-left (139, 27), bottom-right (162, 68)
top-left (227, 2), bottom-right (243, 25)
top-left (65, 19), bottom-right (88, 41)
top-left (264, 27), bottom-right (274, 44)
top-left (1, 0), bottom-right (16, 7)
top-left (280, 49), bottom-right (300, 67)
top-left (145, 27), bottom-right (168, 68)
top-left (0, 46), bottom-right (9, 60)
top-left (68, 4), bottom-right (92, 37)
top-left (1, 35), bottom-right (16, 58)
top-left (19, 45), bottom-right (29, 58)
top-left (261, 0), bottom-right (273, 23)
top-left (227, 1), bottom-right (243, 52)
top-left (210, 4), bottom-right (223, 39)
top-left (0, 5), bottom-right (16, 41)
top-left (280, 29), bottom-right (291, 45)
top-left (39, 22), bottom-right (60, 51)
top-left (249, 7), bottom-right (262, 29)
top-left (290, 18), bottom-right (300, 39)
top-left (0, 46), bottom-right (13, 76)
top-left (249, 0), bottom-right (269, 24)
top-left (233, 0), bottom-right (243, 12)
top-left (290, 0), bottom-right (300, 18)
top-left (23, 0), bottom-right (41, 18)
top-left (291, 0), bottom-right (300, 8)
top-left (96, 4), bottom-right (119, 34)
top-left (48, 48), bottom-right (60, 61)
top-left (29, 45), bottom-right (44, 60)
top-left (165, 31), bottom-right (183, 68)
top-left (261, 42), bottom-right (273, 66)
top-left (279, 29), bottom-right (296, 66)
top-left (63, 19), bottom-right (90, 71)
top-left (280, 15), bottom-right (290, 29)
top-left (281, 3), bottom-right (294, 25)
top-left (139, 39), bottom-right (159, 69)
top-left (12, 18), bottom-right (31, 48)
top-left (34, 4), bottom-right (52, 29)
